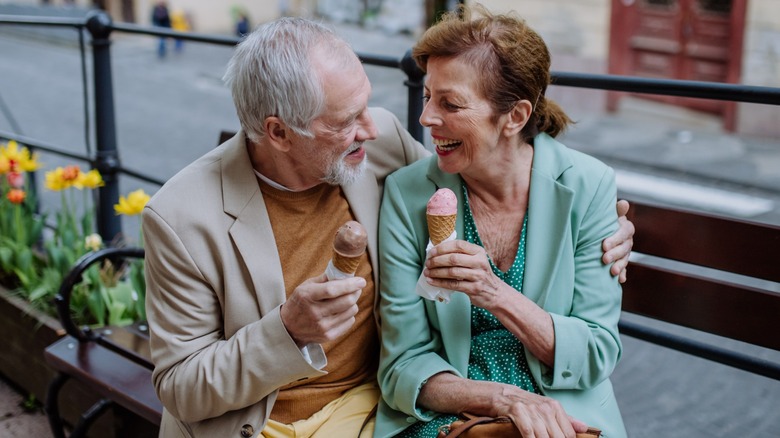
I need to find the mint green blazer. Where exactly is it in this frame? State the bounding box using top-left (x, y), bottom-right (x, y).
top-left (375, 133), bottom-right (627, 438)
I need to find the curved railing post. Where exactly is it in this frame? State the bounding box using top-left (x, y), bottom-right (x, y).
top-left (400, 49), bottom-right (425, 143)
top-left (85, 10), bottom-right (121, 243)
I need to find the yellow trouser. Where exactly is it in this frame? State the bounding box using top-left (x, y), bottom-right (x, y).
top-left (261, 382), bottom-right (378, 438)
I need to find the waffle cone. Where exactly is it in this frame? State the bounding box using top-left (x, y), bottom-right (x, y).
top-left (427, 213), bottom-right (456, 245)
top-left (332, 251), bottom-right (361, 274)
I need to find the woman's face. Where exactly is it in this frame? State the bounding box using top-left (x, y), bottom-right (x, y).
top-left (419, 56), bottom-right (506, 176)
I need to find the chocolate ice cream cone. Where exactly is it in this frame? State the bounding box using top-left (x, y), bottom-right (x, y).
top-left (330, 220), bottom-right (367, 276)
top-left (332, 251), bottom-right (362, 274)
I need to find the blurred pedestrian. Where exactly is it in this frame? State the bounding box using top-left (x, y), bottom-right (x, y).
top-left (151, 1), bottom-right (171, 58)
top-left (236, 11), bottom-right (250, 38)
top-left (171, 9), bottom-right (191, 53)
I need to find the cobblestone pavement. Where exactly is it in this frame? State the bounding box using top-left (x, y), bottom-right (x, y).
top-left (0, 376), bottom-right (50, 437)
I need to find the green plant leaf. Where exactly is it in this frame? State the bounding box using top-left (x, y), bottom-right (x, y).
top-left (28, 285), bottom-right (50, 302)
top-left (15, 246), bottom-right (32, 273)
top-left (107, 300), bottom-right (128, 326)
top-left (87, 289), bottom-right (106, 326)
top-left (0, 246), bottom-right (12, 269)
top-left (81, 211), bottom-right (93, 237)
top-left (129, 261), bottom-right (146, 320)
top-left (28, 219), bottom-right (45, 246)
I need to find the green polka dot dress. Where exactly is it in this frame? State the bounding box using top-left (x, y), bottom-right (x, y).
top-left (395, 184), bottom-right (540, 437)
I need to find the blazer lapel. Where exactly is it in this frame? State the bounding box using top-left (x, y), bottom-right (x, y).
top-left (523, 134), bottom-right (574, 305)
top-left (221, 132), bottom-right (287, 314)
top-left (342, 169), bottom-right (381, 289)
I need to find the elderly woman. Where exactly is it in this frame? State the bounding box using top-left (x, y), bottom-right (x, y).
top-left (376, 6), bottom-right (627, 438)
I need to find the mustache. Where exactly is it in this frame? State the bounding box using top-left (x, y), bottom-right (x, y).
top-left (343, 142), bottom-right (364, 156)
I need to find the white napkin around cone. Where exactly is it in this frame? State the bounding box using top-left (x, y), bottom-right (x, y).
top-left (325, 259), bottom-right (354, 280)
top-left (415, 230), bottom-right (457, 303)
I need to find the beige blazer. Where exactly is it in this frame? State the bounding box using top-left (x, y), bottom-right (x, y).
top-left (143, 107), bottom-right (429, 438)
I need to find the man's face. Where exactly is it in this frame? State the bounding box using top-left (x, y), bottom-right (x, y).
top-left (292, 51), bottom-right (378, 186)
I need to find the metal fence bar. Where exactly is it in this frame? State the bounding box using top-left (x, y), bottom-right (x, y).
top-left (399, 49), bottom-right (425, 141)
top-left (111, 22), bottom-right (240, 46)
top-left (0, 129), bottom-right (167, 189)
top-left (0, 129), bottom-right (91, 162)
top-left (0, 15), bottom-right (83, 27)
top-left (84, 11), bottom-right (120, 242)
top-left (551, 72), bottom-right (780, 106)
top-left (116, 166), bottom-right (166, 187)
top-left (619, 319), bottom-right (780, 381)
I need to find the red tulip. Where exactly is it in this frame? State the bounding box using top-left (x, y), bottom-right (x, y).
top-left (6, 188), bottom-right (26, 204)
top-left (6, 171), bottom-right (24, 188)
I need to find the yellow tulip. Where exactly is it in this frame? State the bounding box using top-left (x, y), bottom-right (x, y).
top-left (19, 150), bottom-right (41, 172)
top-left (45, 167), bottom-right (69, 191)
top-left (114, 189), bottom-right (151, 216)
top-left (84, 233), bottom-right (103, 252)
top-left (0, 140), bottom-right (41, 172)
top-left (74, 169), bottom-right (105, 189)
top-left (45, 165), bottom-right (88, 191)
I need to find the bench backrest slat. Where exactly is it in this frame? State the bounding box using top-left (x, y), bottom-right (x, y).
top-left (626, 202), bottom-right (780, 283)
top-left (624, 262), bottom-right (780, 351)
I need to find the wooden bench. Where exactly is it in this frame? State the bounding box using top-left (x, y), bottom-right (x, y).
top-left (43, 246), bottom-right (160, 438)
top-left (620, 200), bottom-right (780, 380)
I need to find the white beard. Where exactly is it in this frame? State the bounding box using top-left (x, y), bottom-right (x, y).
top-left (321, 144), bottom-right (367, 186)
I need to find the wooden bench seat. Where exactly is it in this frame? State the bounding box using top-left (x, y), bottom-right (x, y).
top-left (43, 247), bottom-right (159, 438)
top-left (44, 330), bottom-right (160, 425)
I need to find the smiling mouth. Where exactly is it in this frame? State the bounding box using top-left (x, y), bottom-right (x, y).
top-left (433, 138), bottom-right (462, 152)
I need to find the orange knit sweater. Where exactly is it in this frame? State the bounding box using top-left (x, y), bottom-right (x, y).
top-left (259, 179), bottom-right (378, 424)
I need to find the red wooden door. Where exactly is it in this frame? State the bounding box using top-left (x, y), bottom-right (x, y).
top-left (608, 0), bottom-right (747, 130)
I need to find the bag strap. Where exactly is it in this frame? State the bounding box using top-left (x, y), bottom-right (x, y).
top-left (443, 416), bottom-right (503, 437)
top-left (441, 415), bottom-right (601, 438)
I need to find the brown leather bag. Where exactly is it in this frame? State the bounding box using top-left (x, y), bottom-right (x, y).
top-left (436, 413), bottom-right (602, 438)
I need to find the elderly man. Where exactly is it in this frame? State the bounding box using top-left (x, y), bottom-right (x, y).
top-left (143, 17), bottom-right (634, 438)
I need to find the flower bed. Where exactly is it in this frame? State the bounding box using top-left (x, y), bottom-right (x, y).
top-left (0, 139), bottom-right (149, 327)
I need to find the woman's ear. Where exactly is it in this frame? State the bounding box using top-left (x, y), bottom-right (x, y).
top-left (502, 99), bottom-right (533, 138)
top-left (264, 116), bottom-right (291, 152)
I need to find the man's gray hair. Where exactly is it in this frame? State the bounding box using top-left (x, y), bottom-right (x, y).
top-left (223, 17), bottom-right (355, 142)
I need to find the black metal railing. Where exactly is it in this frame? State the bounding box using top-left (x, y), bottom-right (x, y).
top-left (2, 10), bottom-right (780, 380)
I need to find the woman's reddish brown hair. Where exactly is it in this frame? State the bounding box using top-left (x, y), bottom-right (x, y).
top-left (412, 4), bottom-right (572, 141)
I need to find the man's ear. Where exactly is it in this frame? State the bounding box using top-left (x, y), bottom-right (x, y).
top-left (502, 99), bottom-right (533, 138)
top-left (264, 116), bottom-right (291, 152)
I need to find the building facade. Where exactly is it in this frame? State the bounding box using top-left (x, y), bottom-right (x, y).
top-left (480, 0), bottom-right (780, 136)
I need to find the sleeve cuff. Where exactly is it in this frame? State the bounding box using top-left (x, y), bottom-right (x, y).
top-left (301, 343), bottom-right (327, 370)
top-left (541, 313), bottom-right (588, 389)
